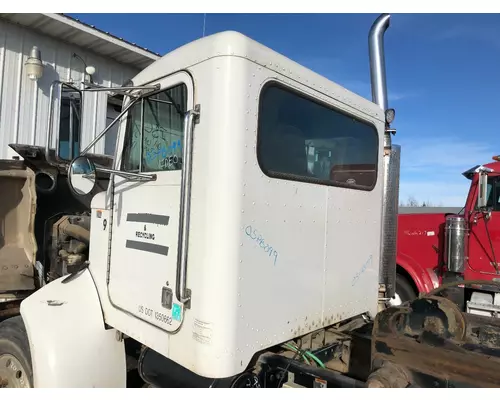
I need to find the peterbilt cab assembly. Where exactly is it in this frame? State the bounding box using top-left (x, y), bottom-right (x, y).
top-left (2, 14), bottom-right (500, 389)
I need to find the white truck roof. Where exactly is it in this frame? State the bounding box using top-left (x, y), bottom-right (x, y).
top-left (132, 30), bottom-right (385, 123)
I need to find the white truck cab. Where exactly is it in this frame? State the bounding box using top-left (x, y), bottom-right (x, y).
top-left (2, 15), bottom-right (400, 388)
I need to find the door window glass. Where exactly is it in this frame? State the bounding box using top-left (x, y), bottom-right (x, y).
top-left (122, 84), bottom-right (187, 173)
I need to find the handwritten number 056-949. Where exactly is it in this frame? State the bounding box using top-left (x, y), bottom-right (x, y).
top-left (245, 225), bottom-right (278, 266)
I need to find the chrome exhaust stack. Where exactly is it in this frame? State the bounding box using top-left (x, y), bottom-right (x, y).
top-left (369, 14), bottom-right (391, 111)
top-left (369, 14), bottom-right (400, 308)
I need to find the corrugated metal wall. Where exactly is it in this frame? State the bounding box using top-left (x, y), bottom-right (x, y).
top-left (0, 18), bottom-right (139, 160)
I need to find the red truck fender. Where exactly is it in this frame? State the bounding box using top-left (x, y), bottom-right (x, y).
top-left (396, 253), bottom-right (440, 294)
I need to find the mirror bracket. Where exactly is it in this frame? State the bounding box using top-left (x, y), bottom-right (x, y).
top-left (96, 166), bottom-right (156, 182)
top-left (81, 81), bottom-right (160, 98)
top-left (46, 79), bottom-right (160, 170)
top-left (69, 156), bottom-right (156, 197)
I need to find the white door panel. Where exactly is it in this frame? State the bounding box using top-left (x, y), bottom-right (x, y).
top-left (108, 72), bottom-right (193, 332)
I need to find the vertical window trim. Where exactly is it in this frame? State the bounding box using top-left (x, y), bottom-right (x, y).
top-left (256, 81), bottom-right (380, 192)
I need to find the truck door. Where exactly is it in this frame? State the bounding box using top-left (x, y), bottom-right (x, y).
top-left (107, 72), bottom-right (193, 332)
top-left (468, 175), bottom-right (500, 278)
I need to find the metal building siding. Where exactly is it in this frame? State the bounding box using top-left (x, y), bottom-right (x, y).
top-left (0, 18), bottom-right (139, 160)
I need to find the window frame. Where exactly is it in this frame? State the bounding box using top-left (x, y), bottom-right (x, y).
top-left (474, 175), bottom-right (500, 212)
top-left (487, 175), bottom-right (500, 212)
top-left (256, 81), bottom-right (380, 192)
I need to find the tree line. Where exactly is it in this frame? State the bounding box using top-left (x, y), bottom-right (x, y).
top-left (399, 195), bottom-right (442, 207)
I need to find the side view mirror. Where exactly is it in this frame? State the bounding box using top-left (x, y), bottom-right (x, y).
top-left (477, 171), bottom-right (489, 210)
top-left (58, 86), bottom-right (82, 161)
top-left (68, 156), bottom-right (96, 196)
top-left (68, 155), bottom-right (156, 197)
top-left (46, 81), bottom-right (82, 165)
top-left (57, 86), bottom-right (82, 161)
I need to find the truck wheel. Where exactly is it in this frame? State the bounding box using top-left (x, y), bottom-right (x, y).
top-left (389, 274), bottom-right (417, 306)
top-left (0, 316), bottom-right (33, 388)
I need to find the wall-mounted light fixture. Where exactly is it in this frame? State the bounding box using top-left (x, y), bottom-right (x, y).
top-left (73, 52), bottom-right (96, 84)
top-left (25, 46), bottom-right (44, 81)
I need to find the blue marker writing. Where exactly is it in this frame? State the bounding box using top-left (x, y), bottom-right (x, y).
top-left (245, 225), bottom-right (278, 266)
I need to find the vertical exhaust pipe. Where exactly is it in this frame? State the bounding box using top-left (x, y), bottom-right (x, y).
top-left (369, 14), bottom-right (391, 111)
top-left (369, 14), bottom-right (400, 305)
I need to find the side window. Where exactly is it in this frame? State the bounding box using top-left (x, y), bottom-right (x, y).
top-left (257, 84), bottom-right (379, 190)
top-left (122, 83), bottom-right (187, 172)
top-left (496, 179), bottom-right (500, 211)
top-left (486, 177), bottom-right (500, 211)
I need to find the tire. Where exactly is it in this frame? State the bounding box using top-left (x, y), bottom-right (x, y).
top-left (0, 316), bottom-right (33, 388)
top-left (389, 274), bottom-right (417, 306)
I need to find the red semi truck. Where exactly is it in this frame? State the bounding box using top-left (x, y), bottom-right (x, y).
top-left (394, 156), bottom-right (500, 315)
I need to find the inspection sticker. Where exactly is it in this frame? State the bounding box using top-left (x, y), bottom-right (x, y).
top-left (172, 304), bottom-right (182, 321)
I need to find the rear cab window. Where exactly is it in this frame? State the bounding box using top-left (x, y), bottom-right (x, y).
top-left (257, 83), bottom-right (379, 190)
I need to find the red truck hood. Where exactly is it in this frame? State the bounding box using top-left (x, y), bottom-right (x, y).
top-left (397, 209), bottom-right (462, 292)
